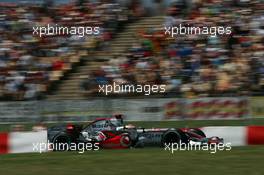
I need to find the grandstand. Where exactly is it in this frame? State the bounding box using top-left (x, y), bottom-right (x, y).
top-left (1, 3), bottom-right (264, 173)
top-left (0, 0), bottom-right (263, 101)
top-left (47, 16), bottom-right (164, 100)
top-left (0, 1), bottom-right (129, 100)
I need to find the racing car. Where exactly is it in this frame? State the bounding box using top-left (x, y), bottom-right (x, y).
top-left (48, 114), bottom-right (223, 150)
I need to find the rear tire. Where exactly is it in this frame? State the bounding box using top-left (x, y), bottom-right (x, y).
top-left (120, 134), bottom-right (132, 148)
top-left (53, 134), bottom-right (71, 151)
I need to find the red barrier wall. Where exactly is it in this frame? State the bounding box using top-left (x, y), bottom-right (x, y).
top-left (0, 133), bottom-right (9, 154)
top-left (247, 126), bottom-right (264, 145)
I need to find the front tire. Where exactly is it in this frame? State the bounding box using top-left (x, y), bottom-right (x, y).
top-left (161, 130), bottom-right (181, 146)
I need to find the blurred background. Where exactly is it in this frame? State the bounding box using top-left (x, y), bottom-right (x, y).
top-left (0, 0), bottom-right (264, 129)
top-left (1, 2), bottom-right (264, 175)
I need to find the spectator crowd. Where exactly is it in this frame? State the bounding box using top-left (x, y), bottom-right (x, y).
top-left (0, 0), bottom-right (130, 100)
top-left (0, 0), bottom-right (263, 100)
top-left (83, 0), bottom-right (264, 98)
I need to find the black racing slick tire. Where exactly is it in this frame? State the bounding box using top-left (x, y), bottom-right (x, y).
top-left (161, 130), bottom-right (181, 146)
top-left (52, 134), bottom-right (71, 151)
top-left (175, 129), bottom-right (189, 144)
top-left (120, 134), bottom-right (132, 148)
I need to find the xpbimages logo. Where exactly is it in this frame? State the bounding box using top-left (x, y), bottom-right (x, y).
top-left (98, 82), bottom-right (166, 95)
top-left (164, 24), bottom-right (232, 37)
top-left (32, 24), bottom-right (100, 37)
top-left (164, 141), bottom-right (232, 154)
top-left (32, 141), bottom-right (100, 153)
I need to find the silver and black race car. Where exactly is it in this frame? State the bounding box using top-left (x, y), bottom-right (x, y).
top-left (48, 114), bottom-right (223, 150)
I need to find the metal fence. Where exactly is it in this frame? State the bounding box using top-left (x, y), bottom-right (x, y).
top-left (0, 97), bottom-right (249, 123)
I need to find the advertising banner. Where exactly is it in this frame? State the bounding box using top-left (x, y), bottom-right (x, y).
top-left (185, 97), bottom-right (248, 119)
